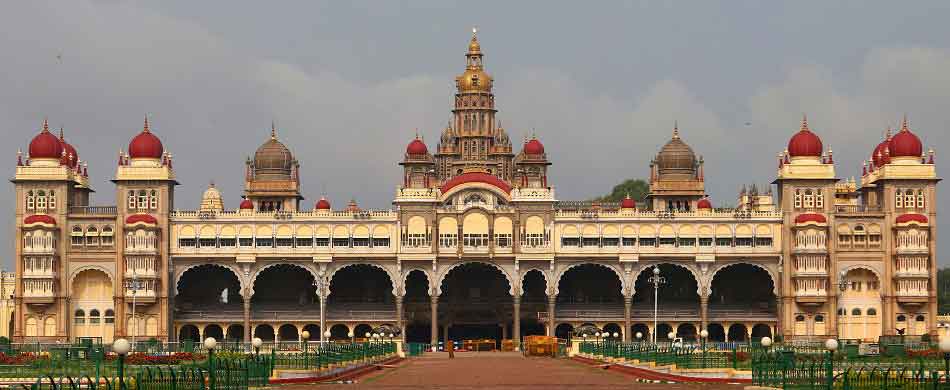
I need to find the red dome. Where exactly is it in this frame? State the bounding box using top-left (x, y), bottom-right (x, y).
top-left (896, 213), bottom-right (928, 224)
top-left (23, 214), bottom-right (56, 226)
top-left (524, 138), bottom-right (545, 155)
top-left (128, 117), bottom-right (164, 159)
top-left (28, 120), bottom-right (64, 160)
top-left (620, 196), bottom-right (636, 209)
top-left (406, 138), bottom-right (428, 155)
top-left (889, 119), bottom-right (922, 158)
top-left (441, 172), bottom-right (512, 194)
top-left (794, 213), bottom-right (827, 224)
top-left (315, 197), bottom-right (331, 210)
top-left (872, 138), bottom-right (891, 167)
top-left (696, 197), bottom-right (712, 209)
top-left (58, 130), bottom-right (79, 168)
top-left (788, 130), bottom-right (823, 158)
top-left (125, 213), bottom-right (158, 225)
top-left (239, 198), bottom-right (253, 210)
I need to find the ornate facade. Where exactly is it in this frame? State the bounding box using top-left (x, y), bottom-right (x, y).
top-left (11, 31), bottom-right (939, 346)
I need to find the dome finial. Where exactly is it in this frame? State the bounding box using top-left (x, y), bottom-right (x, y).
top-left (900, 113), bottom-right (909, 132)
top-left (672, 121), bottom-right (679, 139)
top-left (800, 113), bottom-right (809, 131)
top-left (42, 117), bottom-right (49, 133)
top-left (271, 121), bottom-right (277, 139)
top-left (143, 114), bottom-right (150, 133)
top-left (58, 127), bottom-right (65, 140)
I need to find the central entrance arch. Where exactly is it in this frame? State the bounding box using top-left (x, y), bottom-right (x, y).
top-left (439, 262), bottom-right (512, 345)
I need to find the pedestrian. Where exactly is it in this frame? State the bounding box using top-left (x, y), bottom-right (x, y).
top-left (448, 340), bottom-right (455, 359)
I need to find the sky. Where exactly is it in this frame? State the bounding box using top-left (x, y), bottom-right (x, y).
top-left (2, 1), bottom-right (949, 268)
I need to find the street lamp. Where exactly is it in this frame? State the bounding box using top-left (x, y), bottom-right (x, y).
top-left (205, 337), bottom-right (218, 390)
top-left (124, 273), bottom-right (146, 351)
top-left (324, 330), bottom-right (331, 343)
top-left (939, 337), bottom-right (950, 377)
top-left (699, 330), bottom-right (709, 369)
top-left (348, 330), bottom-right (355, 343)
top-left (301, 330), bottom-right (310, 355)
top-left (835, 271), bottom-right (849, 340)
top-left (648, 265), bottom-right (666, 344)
top-left (635, 332), bottom-right (642, 342)
top-left (668, 331), bottom-right (676, 347)
top-left (113, 338), bottom-right (130, 390)
top-left (825, 338), bottom-right (838, 389)
top-left (251, 337), bottom-right (263, 358)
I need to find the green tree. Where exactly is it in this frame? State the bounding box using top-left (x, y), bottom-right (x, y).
top-left (939, 268), bottom-right (950, 314)
top-left (597, 179), bottom-right (649, 202)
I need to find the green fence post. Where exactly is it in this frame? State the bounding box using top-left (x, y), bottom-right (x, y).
top-left (825, 349), bottom-right (833, 390)
top-left (732, 345), bottom-right (737, 370)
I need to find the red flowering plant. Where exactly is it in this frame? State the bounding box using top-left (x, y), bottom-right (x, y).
top-left (104, 352), bottom-right (205, 365)
top-left (0, 352), bottom-right (47, 365)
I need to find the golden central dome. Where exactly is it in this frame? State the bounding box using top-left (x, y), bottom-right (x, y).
top-left (200, 182), bottom-right (224, 212)
top-left (655, 128), bottom-right (697, 179)
top-left (457, 69), bottom-right (493, 92)
top-left (253, 128), bottom-right (294, 180)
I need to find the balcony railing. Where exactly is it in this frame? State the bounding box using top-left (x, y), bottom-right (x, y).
top-left (69, 206), bottom-right (118, 215)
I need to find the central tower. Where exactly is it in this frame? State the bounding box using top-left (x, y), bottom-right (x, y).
top-left (435, 29), bottom-right (514, 182)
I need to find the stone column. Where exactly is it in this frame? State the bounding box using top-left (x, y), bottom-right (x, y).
top-left (513, 295), bottom-right (521, 349)
top-left (319, 294), bottom-right (327, 340)
top-left (547, 295), bottom-right (556, 337)
top-left (243, 300), bottom-right (251, 342)
top-left (430, 295), bottom-right (439, 350)
top-left (700, 295), bottom-right (709, 333)
top-left (395, 294), bottom-right (405, 341)
top-left (623, 296), bottom-right (633, 342)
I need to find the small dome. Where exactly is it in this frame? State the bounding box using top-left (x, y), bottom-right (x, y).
top-left (253, 128), bottom-right (294, 180)
top-left (872, 134), bottom-right (891, 167)
top-left (58, 129), bottom-right (79, 168)
top-left (523, 138), bottom-right (544, 155)
top-left (407, 137), bottom-right (428, 155)
top-left (620, 195), bottom-right (636, 209)
top-left (200, 182), bottom-right (223, 212)
top-left (128, 117), bottom-right (164, 159)
top-left (787, 117), bottom-right (823, 158)
top-left (28, 120), bottom-right (63, 160)
top-left (889, 118), bottom-right (923, 158)
top-left (697, 197), bottom-right (712, 209)
top-left (239, 198), bottom-right (254, 210)
top-left (655, 127), bottom-right (697, 179)
top-left (315, 197), bottom-right (331, 210)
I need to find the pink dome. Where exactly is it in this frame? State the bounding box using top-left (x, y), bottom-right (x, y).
top-left (787, 118), bottom-right (823, 158)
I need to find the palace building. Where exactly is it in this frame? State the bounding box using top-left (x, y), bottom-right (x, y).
top-left (11, 31), bottom-right (939, 346)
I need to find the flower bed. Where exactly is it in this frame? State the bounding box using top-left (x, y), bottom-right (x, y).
top-left (104, 352), bottom-right (205, 365)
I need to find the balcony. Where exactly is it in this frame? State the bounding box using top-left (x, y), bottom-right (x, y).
top-left (793, 268), bottom-right (828, 277)
top-left (22, 246), bottom-right (55, 255)
top-left (833, 205), bottom-right (884, 215)
top-left (22, 269), bottom-right (56, 279)
top-left (794, 290), bottom-right (828, 305)
top-left (895, 290), bottom-right (929, 304)
top-left (894, 269), bottom-right (929, 278)
top-left (23, 279), bottom-right (55, 304)
top-left (69, 206), bottom-right (118, 216)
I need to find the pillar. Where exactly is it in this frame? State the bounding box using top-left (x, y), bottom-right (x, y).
top-left (502, 323), bottom-right (508, 340)
top-left (243, 300), bottom-right (251, 342)
top-left (547, 295), bottom-right (556, 337)
top-left (319, 294), bottom-right (327, 341)
top-left (430, 295), bottom-right (438, 350)
top-left (395, 294), bottom-right (404, 341)
top-left (623, 296), bottom-right (632, 342)
top-left (513, 295), bottom-right (521, 349)
top-left (700, 295), bottom-right (709, 333)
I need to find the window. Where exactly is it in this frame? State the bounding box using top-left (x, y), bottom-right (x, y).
top-left (314, 238), bottom-right (330, 247)
top-left (867, 308), bottom-right (877, 316)
top-left (26, 190), bottom-right (35, 210)
top-left (295, 238), bottom-right (313, 247)
top-left (352, 237), bottom-right (370, 247)
top-left (795, 315), bottom-right (805, 322)
top-left (438, 234), bottom-right (457, 248)
top-left (896, 314), bottom-right (907, 322)
top-left (239, 237), bottom-right (253, 247)
top-left (678, 238), bottom-right (696, 247)
top-left (72, 226), bottom-right (84, 246)
top-left (372, 238), bottom-right (390, 247)
top-left (716, 237), bottom-right (733, 247)
top-left (815, 192), bottom-right (823, 208)
top-left (149, 190), bottom-right (158, 209)
top-left (639, 238), bottom-right (657, 247)
top-left (851, 308), bottom-right (862, 316)
top-left (463, 234), bottom-right (489, 248)
top-left (74, 310), bottom-right (85, 324)
top-left (905, 190), bottom-right (915, 209)
top-left (219, 238), bottom-right (236, 247)
top-left (916, 315), bottom-right (926, 322)
top-left (917, 190), bottom-right (925, 209)
top-left (48, 191), bottom-right (55, 210)
top-left (794, 190), bottom-right (803, 209)
top-left (896, 191), bottom-right (904, 208)
top-left (803, 190), bottom-right (814, 209)
top-left (406, 234), bottom-right (427, 247)
top-left (622, 237), bottom-right (636, 246)
top-left (178, 238), bottom-right (196, 247)
top-left (85, 226), bottom-right (99, 246)
top-left (735, 237), bottom-right (754, 247)
top-left (658, 237), bottom-right (676, 246)
top-left (89, 309), bottom-right (101, 324)
top-left (561, 237), bottom-right (580, 247)
top-left (494, 234), bottom-right (512, 248)
top-left (138, 190), bottom-right (148, 209)
top-left (698, 237), bottom-right (713, 247)
top-left (755, 237), bottom-right (773, 247)
top-left (524, 234), bottom-right (545, 247)
top-left (104, 309), bottom-right (115, 324)
top-left (582, 237), bottom-right (600, 247)
top-left (36, 190), bottom-right (46, 209)
top-left (101, 226), bottom-right (114, 246)
top-left (275, 238), bottom-right (294, 247)
top-left (815, 315), bottom-right (825, 323)
top-left (602, 237), bottom-right (619, 247)
top-left (199, 238), bottom-right (217, 248)
top-left (256, 238), bottom-right (274, 247)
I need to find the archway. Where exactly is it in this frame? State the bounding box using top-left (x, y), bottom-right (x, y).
top-left (707, 323), bottom-right (726, 342)
top-left (656, 323), bottom-right (673, 340)
top-left (404, 269), bottom-right (431, 343)
top-left (254, 324), bottom-right (275, 342)
top-left (521, 270), bottom-right (548, 337)
top-left (329, 265), bottom-right (395, 305)
top-left (178, 325), bottom-right (199, 342)
top-left (71, 269), bottom-right (114, 342)
top-left (302, 324), bottom-right (320, 340)
top-left (751, 324), bottom-right (771, 339)
top-left (603, 323), bottom-right (622, 339)
top-left (329, 324), bottom-right (350, 340)
top-left (631, 323), bottom-right (650, 341)
top-left (557, 264), bottom-right (622, 305)
top-left (439, 262), bottom-right (511, 341)
top-left (727, 324), bottom-right (748, 342)
top-left (354, 324), bottom-right (374, 339)
top-left (632, 264), bottom-right (700, 319)
top-left (252, 264), bottom-right (317, 310)
top-left (709, 264), bottom-right (776, 320)
top-left (277, 324), bottom-right (298, 342)
top-left (204, 324), bottom-right (224, 340)
top-left (554, 323), bottom-right (574, 340)
top-left (839, 268), bottom-right (882, 341)
top-left (677, 323), bottom-right (698, 340)
top-left (177, 265), bottom-right (243, 311)
top-left (226, 325), bottom-right (244, 341)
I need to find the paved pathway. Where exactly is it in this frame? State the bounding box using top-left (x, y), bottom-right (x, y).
top-left (285, 352), bottom-right (744, 389)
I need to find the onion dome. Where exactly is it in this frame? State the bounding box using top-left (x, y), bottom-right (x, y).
top-left (57, 128), bottom-right (79, 168)
top-left (199, 182), bottom-right (224, 212)
top-left (406, 136), bottom-right (428, 156)
top-left (794, 213), bottom-right (827, 224)
top-left (28, 119), bottom-right (64, 160)
top-left (889, 116), bottom-right (923, 158)
top-left (23, 214), bottom-right (56, 227)
top-left (696, 197), bottom-right (712, 210)
top-left (896, 213), bottom-right (928, 225)
top-left (655, 125), bottom-right (697, 179)
top-left (456, 28), bottom-right (493, 93)
top-left (787, 115), bottom-right (823, 158)
top-left (253, 125), bottom-right (294, 180)
top-left (315, 197), bottom-right (331, 210)
top-left (125, 213), bottom-right (158, 226)
top-left (239, 198), bottom-right (253, 210)
top-left (620, 195), bottom-right (636, 209)
top-left (872, 129), bottom-right (892, 167)
top-left (523, 137), bottom-right (545, 155)
top-left (128, 116), bottom-right (164, 159)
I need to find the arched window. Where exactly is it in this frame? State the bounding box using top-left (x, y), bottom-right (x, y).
top-left (837, 308), bottom-right (846, 316)
top-left (815, 315), bottom-right (825, 323)
top-left (905, 190), bottom-right (915, 209)
top-left (101, 226), bottom-right (114, 246)
top-left (86, 226), bottom-right (99, 246)
top-left (48, 190), bottom-right (56, 210)
top-left (26, 190), bottom-right (35, 210)
top-left (149, 190), bottom-right (158, 209)
top-left (897, 314), bottom-right (907, 322)
top-left (917, 190), bottom-right (925, 209)
top-left (867, 308), bottom-right (877, 316)
top-left (851, 308), bottom-right (862, 316)
top-left (71, 226), bottom-right (84, 246)
top-left (795, 315), bottom-right (805, 322)
top-left (74, 309), bottom-right (85, 324)
top-left (89, 309), bottom-right (101, 324)
top-left (793, 189), bottom-right (803, 209)
top-left (36, 190), bottom-right (46, 209)
top-left (104, 309), bottom-right (115, 324)
top-left (916, 315), bottom-right (926, 322)
top-left (803, 189), bottom-right (815, 208)
top-left (128, 190), bottom-right (136, 210)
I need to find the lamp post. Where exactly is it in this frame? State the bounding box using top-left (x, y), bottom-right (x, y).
top-left (348, 330), bottom-right (354, 344)
top-left (324, 330), bottom-right (331, 344)
top-left (825, 338), bottom-right (838, 389)
top-left (648, 266), bottom-right (666, 344)
top-left (699, 330), bottom-right (709, 369)
top-left (835, 271), bottom-right (848, 340)
top-left (113, 338), bottom-right (130, 390)
top-left (124, 273), bottom-right (145, 351)
top-left (205, 337), bottom-right (218, 390)
top-left (668, 331), bottom-right (676, 348)
top-left (301, 330), bottom-right (310, 368)
top-left (251, 337), bottom-right (263, 359)
top-left (939, 337), bottom-right (950, 379)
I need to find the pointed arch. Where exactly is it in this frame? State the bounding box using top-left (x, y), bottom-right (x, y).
top-left (709, 261), bottom-right (779, 296)
top-left (249, 262), bottom-right (319, 297)
top-left (554, 262), bottom-right (626, 297)
top-left (400, 267), bottom-right (434, 296)
top-left (327, 262), bottom-right (398, 296)
top-left (519, 267), bottom-right (551, 297)
top-left (175, 263), bottom-right (247, 296)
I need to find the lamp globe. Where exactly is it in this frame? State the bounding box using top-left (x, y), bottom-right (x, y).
top-left (113, 338), bottom-right (131, 355)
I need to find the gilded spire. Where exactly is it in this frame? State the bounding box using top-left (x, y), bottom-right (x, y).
top-left (143, 114), bottom-right (150, 133)
top-left (42, 118), bottom-right (49, 133)
top-left (468, 27), bottom-right (480, 54)
top-left (271, 121), bottom-right (277, 140)
top-left (900, 113), bottom-right (909, 132)
top-left (800, 113), bottom-right (809, 132)
top-left (59, 127), bottom-right (65, 140)
top-left (672, 121), bottom-right (679, 139)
